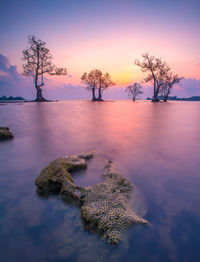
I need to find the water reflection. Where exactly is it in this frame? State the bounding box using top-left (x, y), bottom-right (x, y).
top-left (0, 101), bottom-right (200, 262)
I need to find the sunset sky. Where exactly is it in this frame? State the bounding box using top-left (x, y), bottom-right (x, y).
top-left (0, 0), bottom-right (200, 99)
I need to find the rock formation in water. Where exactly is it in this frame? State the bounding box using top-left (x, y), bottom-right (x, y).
top-left (0, 127), bottom-right (14, 141)
top-left (80, 161), bottom-right (148, 244)
top-left (35, 152), bottom-right (94, 198)
top-left (35, 152), bottom-right (148, 244)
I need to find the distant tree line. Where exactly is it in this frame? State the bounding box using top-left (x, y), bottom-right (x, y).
top-left (147, 96), bottom-right (200, 101)
top-left (22, 36), bottom-right (183, 102)
top-left (0, 96), bottom-right (25, 101)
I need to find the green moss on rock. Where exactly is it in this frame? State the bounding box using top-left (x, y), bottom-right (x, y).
top-left (0, 127), bottom-right (14, 141)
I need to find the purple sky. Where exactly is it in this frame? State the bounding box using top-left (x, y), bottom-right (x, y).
top-left (0, 0), bottom-right (200, 99)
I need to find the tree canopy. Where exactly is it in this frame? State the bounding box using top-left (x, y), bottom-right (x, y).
top-left (81, 69), bottom-right (115, 101)
top-left (125, 83), bottom-right (143, 101)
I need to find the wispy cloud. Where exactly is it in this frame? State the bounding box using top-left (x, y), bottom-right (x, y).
top-left (172, 78), bottom-right (200, 97)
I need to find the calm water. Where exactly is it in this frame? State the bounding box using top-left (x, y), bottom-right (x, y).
top-left (0, 100), bottom-right (200, 262)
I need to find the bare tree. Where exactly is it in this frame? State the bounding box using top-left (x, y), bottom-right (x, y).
top-left (81, 69), bottom-right (101, 101)
top-left (22, 35), bottom-right (67, 102)
top-left (125, 83), bottom-right (143, 101)
top-left (97, 72), bottom-right (115, 101)
top-left (161, 74), bottom-right (183, 102)
top-left (135, 53), bottom-right (170, 102)
top-left (81, 69), bottom-right (115, 101)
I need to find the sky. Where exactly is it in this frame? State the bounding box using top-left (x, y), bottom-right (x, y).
top-left (0, 0), bottom-right (200, 99)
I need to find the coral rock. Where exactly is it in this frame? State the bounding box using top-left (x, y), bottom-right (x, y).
top-left (35, 154), bottom-right (148, 245)
top-left (80, 161), bottom-right (148, 244)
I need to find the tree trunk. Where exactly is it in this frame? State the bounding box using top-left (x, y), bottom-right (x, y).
top-left (97, 87), bottom-right (103, 101)
top-left (152, 97), bottom-right (160, 102)
top-left (36, 87), bottom-right (46, 102)
top-left (163, 93), bottom-right (168, 102)
top-left (152, 89), bottom-right (160, 102)
top-left (97, 92), bottom-right (102, 101)
top-left (152, 94), bottom-right (159, 102)
top-left (152, 80), bottom-right (157, 102)
top-left (153, 79), bottom-right (156, 100)
top-left (163, 86), bottom-right (171, 102)
top-left (92, 88), bottom-right (97, 101)
top-left (34, 46), bottom-right (46, 102)
top-left (151, 78), bottom-right (161, 102)
top-left (35, 74), bottom-right (46, 102)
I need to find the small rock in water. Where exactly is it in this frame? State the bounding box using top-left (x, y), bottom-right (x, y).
top-left (0, 127), bottom-right (14, 141)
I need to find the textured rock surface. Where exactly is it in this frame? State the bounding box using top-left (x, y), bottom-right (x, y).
top-left (35, 152), bottom-right (94, 197)
top-left (35, 153), bottom-right (148, 244)
top-left (0, 127), bottom-right (14, 140)
top-left (80, 161), bottom-right (148, 244)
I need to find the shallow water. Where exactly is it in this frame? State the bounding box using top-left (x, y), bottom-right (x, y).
top-left (0, 100), bottom-right (200, 262)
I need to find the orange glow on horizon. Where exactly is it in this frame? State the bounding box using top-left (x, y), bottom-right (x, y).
top-left (13, 24), bottom-right (199, 88)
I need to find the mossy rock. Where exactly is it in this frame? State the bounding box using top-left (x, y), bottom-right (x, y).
top-left (35, 152), bottom-right (94, 198)
top-left (0, 127), bottom-right (14, 141)
top-left (35, 154), bottom-right (148, 245)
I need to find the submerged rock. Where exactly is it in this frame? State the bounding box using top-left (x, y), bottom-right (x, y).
top-left (80, 161), bottom-right (148, 244)
top-left (0, 127), bottom-right (14, 141)
top-left (35, 153), bottom-right (148, 245)
top-left (35, 151), bottom-right (94, 198)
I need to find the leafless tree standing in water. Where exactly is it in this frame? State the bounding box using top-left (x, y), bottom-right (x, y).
top-left (135, 53), bottom-right (183, 102)
top-left (81, 69), bottom-right (115, 101)
top-left (97, 72), bottom-right (115, 101)
top-left (81, 69), bottom-right (101, 101)
top-left (22, 35), bottom-right (67, 102)
top-left (135, 53), bottom-right (172, 102)
top-left (125, 83), bottom-right (143, 101)
top-left (161, 74), bottom-right (183, 102)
